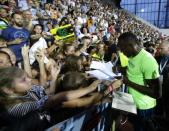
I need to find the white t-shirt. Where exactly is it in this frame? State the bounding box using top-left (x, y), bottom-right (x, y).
top-left (18, 0), bottom-right (29, 10)
top-left (29, 37), bottom-right (48, 65)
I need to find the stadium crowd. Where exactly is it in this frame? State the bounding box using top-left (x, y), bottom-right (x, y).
top-left (0, 0), bottom-right (169, 131)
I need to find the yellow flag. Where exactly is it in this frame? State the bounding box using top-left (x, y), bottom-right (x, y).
top-left (50, 24), bottom-right (75, 42)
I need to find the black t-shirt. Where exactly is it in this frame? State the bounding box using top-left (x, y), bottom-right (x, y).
top-left (156, 56), bottom-right (169, 97)
top-left (104, 43), bottom-right (117, 62)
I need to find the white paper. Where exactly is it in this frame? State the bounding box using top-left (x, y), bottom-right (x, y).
top-left (112, 91), bottom-right (137, 114)
top-left (86, 70), bottom-right (111, 80)
top-left (90, 61), bottom-right (106, 70)
top-left (104, 61), bottom-right (114, 72)
top-left (29, 37), bottom-right (48, 65)
top-left (90, 61), bottom-right (121, 78)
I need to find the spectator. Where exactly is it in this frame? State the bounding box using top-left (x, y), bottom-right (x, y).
top-left (156, 40), bottom-right (169, 119)
top-left (2, 12), bottom-right (30, 62)
top-left (30, 24), bottom-right (52, 47)
top-left (0, 66), bottom-right (103, 118)
top-left (61, 55), bottom-right (83, 74)
top-left (22, 9), bottom-right (34, 31)
top-left (0, 7), bottom-right (9, 35)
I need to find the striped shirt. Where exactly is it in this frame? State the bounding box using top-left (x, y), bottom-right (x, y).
top-left (8, 85), bottom-right (48, 118)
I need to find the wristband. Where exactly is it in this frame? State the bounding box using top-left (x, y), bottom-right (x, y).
top-left (108, 84), bottom-right (114, 92)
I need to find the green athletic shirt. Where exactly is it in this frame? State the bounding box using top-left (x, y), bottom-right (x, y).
top-left (127, 49), bottom-right (160, 109)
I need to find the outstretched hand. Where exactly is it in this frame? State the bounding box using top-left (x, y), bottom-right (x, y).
top-left (21, 45), bottom-right (29, 58)
top-left (89, 79), bottom-right (102, 90)
top-left (35, 48), bottom-right (46, 64)
top-left (111, 79), bottom-right (123, 89)
top-left (50, 61), bottom-right (61, 79)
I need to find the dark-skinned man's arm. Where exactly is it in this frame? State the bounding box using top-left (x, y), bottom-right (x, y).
top-left (123, 77), bottom-right (162, 99)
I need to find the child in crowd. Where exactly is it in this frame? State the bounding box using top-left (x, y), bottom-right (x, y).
top-left (52, 71), bottom-right (122, 123)
top-left (0, 67), bottom-right (110, 118)
top-left (0, 48), bottom-right (16, 68)
top-left (30, 24), bottom-right (55, 54)
top-left (61, 55), bottom-right (83, 74)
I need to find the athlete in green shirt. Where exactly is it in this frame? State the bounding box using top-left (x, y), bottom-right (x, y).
top-left (118, 32), bottom-right (161, 131)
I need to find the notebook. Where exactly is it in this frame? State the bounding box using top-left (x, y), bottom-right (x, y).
top-left (112, 91), bottom-right (137, 114)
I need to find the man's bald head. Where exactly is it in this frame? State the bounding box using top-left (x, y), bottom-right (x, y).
top-left (159, 40), bottom-right (169, 56)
